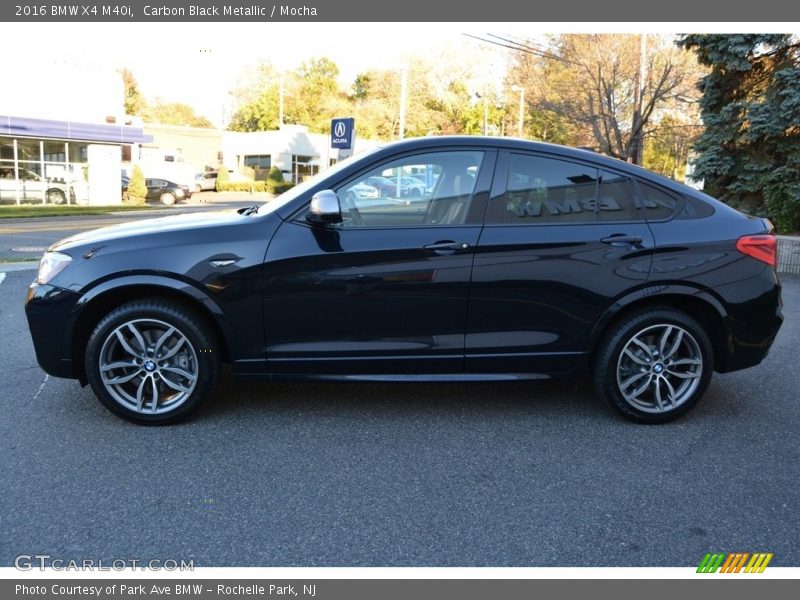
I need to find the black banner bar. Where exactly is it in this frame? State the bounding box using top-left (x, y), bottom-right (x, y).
top-left (4, 579), bottom-right (800, 600)
top-left (1, 0), bottom-right (799, 22)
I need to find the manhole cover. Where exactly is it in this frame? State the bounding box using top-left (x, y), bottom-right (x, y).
top-left (11, 247), bottom-right (47, 253)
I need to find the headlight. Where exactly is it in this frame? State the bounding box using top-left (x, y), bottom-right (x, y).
top-left (174, 189), bottom-right (185, 197)
top-left (37, 252), bottom-right (72, 285)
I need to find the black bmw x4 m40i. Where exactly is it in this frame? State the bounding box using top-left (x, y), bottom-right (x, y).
top-left (25, 137), bottom-right (783, 424)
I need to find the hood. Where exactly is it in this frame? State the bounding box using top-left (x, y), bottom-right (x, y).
top-left (50, 208), bottom-right (254, 253)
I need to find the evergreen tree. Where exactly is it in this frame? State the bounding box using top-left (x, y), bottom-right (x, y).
top-left (678, 34), bottom-right (800, 232)
top-left (127, 165), bottom-right (147, 203)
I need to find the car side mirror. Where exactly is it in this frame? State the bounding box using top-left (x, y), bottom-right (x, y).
top-left (306, 190), bottom-right (343, 225)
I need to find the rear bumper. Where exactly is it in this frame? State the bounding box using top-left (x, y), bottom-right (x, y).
top-left (24, 281), bottom-right (81, 379)
top-left (711, 270), bottom-right (783, 373)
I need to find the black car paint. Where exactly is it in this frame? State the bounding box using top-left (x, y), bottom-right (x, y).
top-left (25, 137), bottom-right (782, 387)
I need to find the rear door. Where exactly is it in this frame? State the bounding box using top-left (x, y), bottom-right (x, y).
top-left (466, 151), bottom-right (655, 376)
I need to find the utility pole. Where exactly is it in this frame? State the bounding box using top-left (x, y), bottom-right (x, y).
top-left (398, 63), bottom-right (408, 139)
top-left (279, 71), bottom-right (284, 127)
top-left (511, 85), bottom-right (525, 137)
top-left (631, 34), bottom-right (647, 165)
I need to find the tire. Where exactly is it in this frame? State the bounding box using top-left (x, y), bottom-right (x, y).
top-left (160, 192), bottom-right (176, 205)
top-left (47, 188), bottom-right (66, 204)
top-left (85, 299), bottom-right (220, 425)
top-left (193, 184), bottom-right (201, 194)
top-left (593, 308), bottom-right (713, 423)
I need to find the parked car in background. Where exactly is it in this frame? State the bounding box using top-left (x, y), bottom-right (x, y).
top-left (122, 177), bottom-right (190, 205)
top-left (143, 178), bottom-right (190, 205)
top-left (194, 169), bottom-right (254, 193)
top-left (25, 136), bottom-right (782, 425)
top-left (341, 181), bottom-right (379, 203)
top-left (0, 166), bottom-right (70, 204)
top-left (194, 171), bottom-right (218, 193)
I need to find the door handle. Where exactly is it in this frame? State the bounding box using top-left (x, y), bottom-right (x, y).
top-left (600, 235), bottom-right (643, 246)
top-left (423, 241), bottom-right (471, 253)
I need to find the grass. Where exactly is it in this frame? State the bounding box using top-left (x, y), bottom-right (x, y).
top-left (0, 204), bottom-right (170, 219)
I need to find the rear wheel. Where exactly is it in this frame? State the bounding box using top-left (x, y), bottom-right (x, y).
top-left (593, 308), bottom-right (713, 423)
top-left (85, 299), bottom-right (220, 424)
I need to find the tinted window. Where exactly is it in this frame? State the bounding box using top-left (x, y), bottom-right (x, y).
top-left (595, 170), bottom-right (638, 222)
top-left (489, 154), bottom-right (638, 224)
top-left (334, 151), bottom-right (484, 228)
top-left (639, 181), bottom-right (678, 220)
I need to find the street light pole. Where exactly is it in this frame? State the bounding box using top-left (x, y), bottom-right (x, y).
top-left (511, 85), bottom-right (525, 137)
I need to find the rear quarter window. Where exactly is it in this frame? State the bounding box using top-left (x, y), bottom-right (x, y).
top-left (639, 181), bottom-right (679, 221)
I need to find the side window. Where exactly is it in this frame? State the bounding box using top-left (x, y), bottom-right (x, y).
top-left (595, 170), bottom-right (638, 222)
top-left (334, 151), bottom-right (484, 228)
top-left (493, 154), bottom-right (599, 224)
top-left (488, 154), bottom-right (639, 224)
top-left (639, 181), bottom-right (679, 221)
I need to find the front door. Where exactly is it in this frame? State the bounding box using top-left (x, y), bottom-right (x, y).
top-left (262, 149), bottom-right (494, 375)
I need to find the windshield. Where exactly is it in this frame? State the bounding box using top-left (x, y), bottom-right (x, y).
top-left (255, 146), bottom-right (383, 215)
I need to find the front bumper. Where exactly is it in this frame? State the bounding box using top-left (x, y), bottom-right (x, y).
top-left (25, 281), bottom-right (81, 379)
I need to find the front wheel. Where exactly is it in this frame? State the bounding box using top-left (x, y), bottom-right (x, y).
top-left (160, 191), bottom-right (176, 205)
top-left (85, 299), bottom-right (220, 424)
top-left (593, 308), bottom-right (713, 423)
top-left (47, 188), bottom-right (66, 204)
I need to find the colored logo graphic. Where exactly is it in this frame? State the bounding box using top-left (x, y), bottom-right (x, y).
top-left (697, 552), bottom-right (773, 573)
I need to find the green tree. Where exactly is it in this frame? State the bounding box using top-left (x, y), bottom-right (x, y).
top-left (678, 34), bottom-right (800, 231)
top-left (142, 100), bottom-right (213, 128)
top-left (215, 167), bottom-right (229, 192)
top-left (120, 68), bottom-right (145, 116)
top-left (229, 87), bottom-right (280, 131)
top-left (127, 165), bottom-right (147, 203)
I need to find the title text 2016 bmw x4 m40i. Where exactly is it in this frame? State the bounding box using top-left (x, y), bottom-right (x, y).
top-left (25, 137), bottom-right (783, 424)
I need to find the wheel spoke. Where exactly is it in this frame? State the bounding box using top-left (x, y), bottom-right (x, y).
top-left (653, 378), bottom-right (664, 410)
top-left (658, 325), bottom-right (674, 357)
top-left (100, 361), bottom-right (138, 372)
top-left (620, 371), bottom-right (649, 392)
top-left (159, 337), bottom-right (186, 361)
top-left (623, 348), bottom-right (650, 366)
top-left (105, 370), bottom-right (142, 385)
top-left (126, 323), bottom-right (148, 354)
top-left (630, 336), bottom-right (654, 360)
top-left (661, 376), bottom-right (678, 407)
top-left (150, 377), bottom-right (159, 413)
top-left (161, 365), bottom-right (197, 384)
top-left (115, 330), bottom-right (141, 358)
top-left (135, 376), bottom-right (147, 412)
top-left (670, 357), bottom-right (702, 367)
top-left (160, 374), bottom-right (193, 394)
top-left (662, 328), bottom-right (684, 360)
top-left (153, 326), bottom-right (176, 356)
top-left (666, 368), bottom-right (701, 380)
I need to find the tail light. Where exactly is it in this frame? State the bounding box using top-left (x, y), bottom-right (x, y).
top-left (736, 234), bottom-right (777, 267)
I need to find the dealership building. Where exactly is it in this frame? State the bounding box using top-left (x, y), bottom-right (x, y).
top-left (0, 61), bottom-right (152, 205)
top-left (1, 60), bottom-right (377, 205)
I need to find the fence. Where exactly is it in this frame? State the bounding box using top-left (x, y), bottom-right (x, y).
top-left (777, 236), bottom-right (800, 276)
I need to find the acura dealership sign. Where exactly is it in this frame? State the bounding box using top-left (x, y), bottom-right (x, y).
top-left (331, 117), bottom-right (355, 149)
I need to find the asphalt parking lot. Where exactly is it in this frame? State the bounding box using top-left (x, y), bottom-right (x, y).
top-left (1, 267), bottom-right (798, 567)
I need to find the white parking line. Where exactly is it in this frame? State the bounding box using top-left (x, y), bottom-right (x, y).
top-left (0, 272), bottom-right (5, 285)
top-left (31, 375), bottom-right (49, 403)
